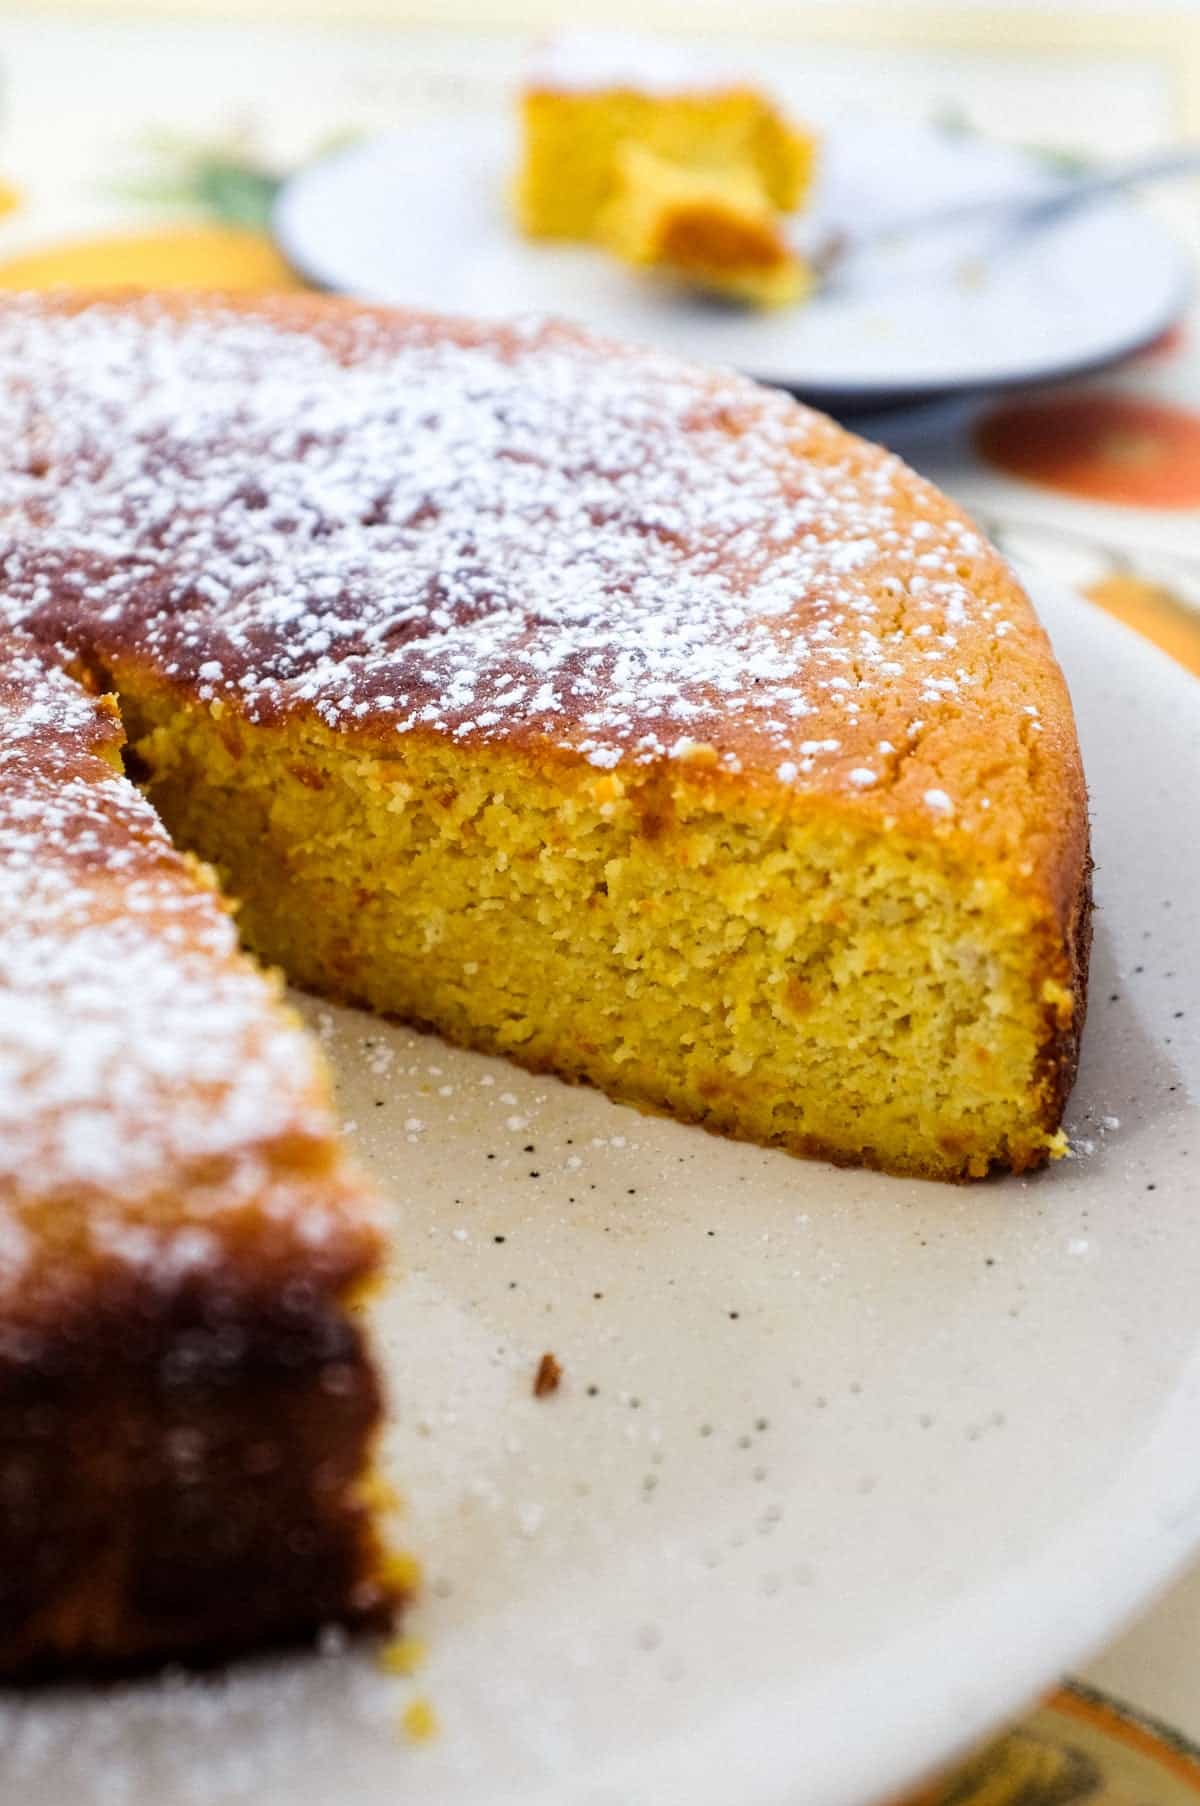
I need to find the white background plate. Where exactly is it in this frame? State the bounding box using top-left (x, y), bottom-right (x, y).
top-left (272, 118), bottom-right (1191, 407)
top-left (3, 575), bottom-right (1199, 1805)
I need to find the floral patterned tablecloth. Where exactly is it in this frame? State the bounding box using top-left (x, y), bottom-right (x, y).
top-left (1, 12), bottom-right (1197, 1801)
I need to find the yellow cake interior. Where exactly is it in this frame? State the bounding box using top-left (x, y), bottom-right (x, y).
top-left (121, 673), bottom-right (1069, 1183)
top-left (515, 85), bottom-right (816, 242)
top-left (600, 144), bottom-right (811, 306)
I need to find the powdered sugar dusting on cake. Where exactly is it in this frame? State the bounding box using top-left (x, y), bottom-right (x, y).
top-left (0, 638), bottom-right (373, 1314)
top-left (0, 296), bottom-right (1004, 791)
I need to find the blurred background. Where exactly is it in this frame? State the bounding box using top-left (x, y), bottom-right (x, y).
top-left (3, 0), bottom-right (1199, 1798)
top-left (0, 0), bottom-right (1197, 665)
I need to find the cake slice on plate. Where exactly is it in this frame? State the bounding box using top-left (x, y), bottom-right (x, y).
top-left (514, 31), bottom-right (817, 245)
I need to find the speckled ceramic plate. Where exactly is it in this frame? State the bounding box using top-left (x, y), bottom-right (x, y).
top-left (271, 118), bottom-right (1190, 408)
top-left (3, 571), bottom-right (1200, 1806)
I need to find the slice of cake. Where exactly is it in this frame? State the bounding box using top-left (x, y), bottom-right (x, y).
top-left (0, 294), bottom-right (1090, 1191)
top-left (0, 636), bottom-right (400, 1675)
top-left (515, 31), bottom-right (817, 242)
top-left (600, 143), bottom-right (812, 307)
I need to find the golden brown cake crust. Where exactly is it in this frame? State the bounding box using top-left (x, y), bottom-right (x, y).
top-left (0, 291), bottom-right (1090, 1177)
top-left (0, 636), bottom-right (396, 1673)
top-left (0, 293), bottom-right (1085, 879)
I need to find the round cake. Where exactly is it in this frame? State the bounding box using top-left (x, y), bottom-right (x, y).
top-left (0, 291), bottom-right (1091, 1673)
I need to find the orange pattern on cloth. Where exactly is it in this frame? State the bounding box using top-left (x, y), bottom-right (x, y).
top-left (977, 393), bottom-right (1200, 509)
top-left (0, 226), bottom-right (305, 293)
top-left (1084, 573), bottom-right (1200, 677)
top-left (894, 1682), bottom-right (1200, 1804)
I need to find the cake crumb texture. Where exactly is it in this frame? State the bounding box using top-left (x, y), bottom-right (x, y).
top-left (515, 47), bottom-right (815, 241)
top-left (599, 144), bottom-right (811, 306)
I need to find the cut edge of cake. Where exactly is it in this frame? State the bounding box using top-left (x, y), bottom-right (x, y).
top-left (116, 669), bottom-right (1089, 1185)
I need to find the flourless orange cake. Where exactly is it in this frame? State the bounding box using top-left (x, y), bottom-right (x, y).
top-left (0, 291), bottom-right (1089, 1669)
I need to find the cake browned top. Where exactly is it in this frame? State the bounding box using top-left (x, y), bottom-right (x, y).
top-left (0, 292), bottom-right (1084, 905)
top-left (0, 634), bottom-right (380, 1352)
